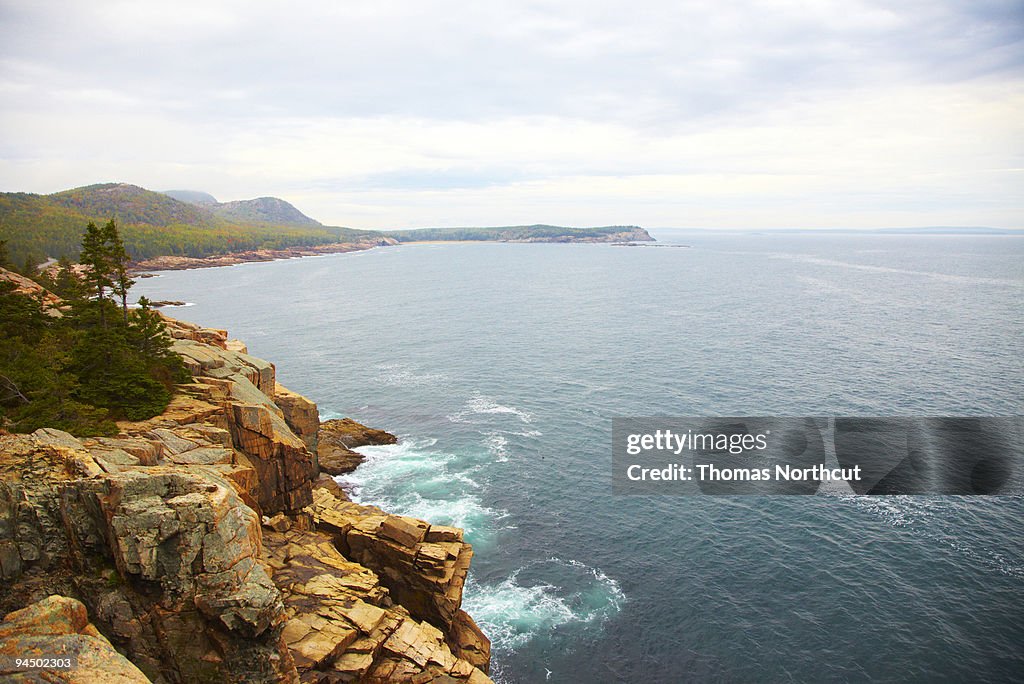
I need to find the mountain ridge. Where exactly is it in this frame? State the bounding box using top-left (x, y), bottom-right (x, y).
top-left (162, 189), bottom-right (322, 227)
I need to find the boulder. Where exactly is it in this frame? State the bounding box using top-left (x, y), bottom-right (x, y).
top-left (90, 468), bottom-right (285, 637)
top-left (320, 418), bottom-right (397, 449)
top-left (318, 418), bottom-right (397, 476)
top-left (0, 595), bottom-right (151, 683)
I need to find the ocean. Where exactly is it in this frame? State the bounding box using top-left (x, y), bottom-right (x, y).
top-left (133, 230), bottom-right (1024, 683)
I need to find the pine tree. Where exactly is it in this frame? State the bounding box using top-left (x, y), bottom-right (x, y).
top-left (104, 220), bottom-right (135, 326)
top-left (2, 221), bottom-right (186, 434)
top-left (20, 256), bottom-right (36, 279)
top-left (0, 280), bottom-right (116, 435)
top-left (80, 222), bottom-right (115, 328)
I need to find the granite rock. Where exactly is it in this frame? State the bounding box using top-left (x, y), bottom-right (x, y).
top-left (0, 311), bottom-right (491, 683)
top-left (0, 595), bottom-right (151, 683)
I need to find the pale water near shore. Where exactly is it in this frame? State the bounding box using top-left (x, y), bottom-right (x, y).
top-left (135, 232), bottom-right (1024, 683)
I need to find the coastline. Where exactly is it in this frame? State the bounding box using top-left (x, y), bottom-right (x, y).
top-left (129, 237), bottom-right (398, 273)
top-left (128, 231), bottom-right (656, 274)
top-left (0, 311), bottom-right (493, 683)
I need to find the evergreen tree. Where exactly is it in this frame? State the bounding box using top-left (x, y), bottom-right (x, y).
top-left (105, 220), bottom-right (135, 326)
top-left (0, 280), bottom-right (115, 435)
top-left (1, 221), bottom-right (188, 434)
top-left (80, 221), bottom-right (115, 328)
top-left (20, 256), bottom-right (36, 279)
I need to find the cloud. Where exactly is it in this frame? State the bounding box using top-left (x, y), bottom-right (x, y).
top-left (0, 0), bottom-right (1021, 228)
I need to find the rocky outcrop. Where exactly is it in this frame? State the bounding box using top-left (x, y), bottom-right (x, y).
top-left (0, 595), bottom-right (151, 683)
top-left (0, 428), bottom-right (296, 683)
top-left (0, 267), bottom-right (62, 312)
top-left (264, 498), bottom-right (489, 682)
top-left (276, 387), bottom-right (320, 455)
top-left (0, 315), bottom-right (491, 683)
top-left (321, 420), bottom-right (399, 451)
top-left (309, 487), bottom-right (491, 674)
top-left (318, 419), bottom-right (397, 476)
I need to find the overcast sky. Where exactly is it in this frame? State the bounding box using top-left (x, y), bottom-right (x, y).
top-left (1, 1), bottom-right (1021, 229)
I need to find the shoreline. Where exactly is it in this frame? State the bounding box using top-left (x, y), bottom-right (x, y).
top-left (128, 232), bottom-right (657, 274)
top-left (129, 237), bottom-right (397, 273)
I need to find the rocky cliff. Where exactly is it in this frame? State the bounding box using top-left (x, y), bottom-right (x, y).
top-left (0, 316), bottom-right (491, 683)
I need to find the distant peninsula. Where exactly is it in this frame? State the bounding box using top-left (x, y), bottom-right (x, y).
top-left (0, 182), bottom-right (654, 272)
top-left (388, 225), bottom-right (653, 244)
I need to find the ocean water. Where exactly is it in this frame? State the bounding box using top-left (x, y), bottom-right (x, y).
top-left (133, 231), bottom-right (1024, 683)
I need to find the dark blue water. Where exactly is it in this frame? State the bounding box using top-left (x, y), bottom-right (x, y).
top-left (134, 232), bottom-right (1024, 683)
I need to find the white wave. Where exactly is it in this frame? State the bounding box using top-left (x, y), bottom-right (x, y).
top-left (448, 395), bottom-right (533, 424)
top-left (337, 440), bottom-right (506, 536)
top-left (484, 433), bottom-right (509, 462)
top-left (386, 492), bottom-right (498, 533)
top-left (794, 275), bottom-right (852, 296)
top-left (462, 557), bottom-right (625, 654)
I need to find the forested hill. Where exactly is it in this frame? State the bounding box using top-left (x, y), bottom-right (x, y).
top-left (51, 184), bottom-right (211, 226)
top-left (0, 183), bottom-right (370, 265)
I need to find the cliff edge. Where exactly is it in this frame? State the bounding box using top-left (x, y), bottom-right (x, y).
top-left (0, 316), bottom-right (491, 683)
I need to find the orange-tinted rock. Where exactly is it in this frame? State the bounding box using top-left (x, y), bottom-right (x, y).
top-left (449, 610), bottom-right (491, 674)
top-left (0, 313), bottom-right (492, 681)
top-left (0, 595), bottom-right (151, 683)
top-left (275, 385), bottom-right (319, 454)
top-left (318, 418), bottom-right (397, 476)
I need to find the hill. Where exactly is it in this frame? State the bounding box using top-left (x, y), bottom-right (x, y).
top-left (212, 197), bottom-right (322, 227)
top-left (50, 183), bottom-right (213, 227)
top-left (162, 189), bottom-right (219, 205)
top-left (0, 183), bottom-right (371, 265)
top-left (163, 190), bottom-right (322, 227)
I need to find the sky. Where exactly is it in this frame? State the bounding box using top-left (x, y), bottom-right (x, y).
top-left (0, 0), bottom-right (1022, 230)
